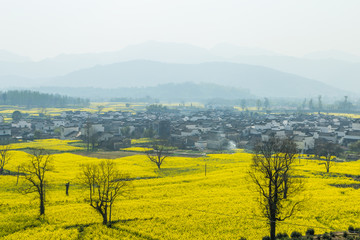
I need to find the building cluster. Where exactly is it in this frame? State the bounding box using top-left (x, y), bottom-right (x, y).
top-left (1, 108), bottom-right (360, 152)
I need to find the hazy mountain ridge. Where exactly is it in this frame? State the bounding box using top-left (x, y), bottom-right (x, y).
top-left (39, 60), bottom-right (348, 98)
top-left (0, 42), bottom-right (224, 78)
top-left (230, 54), bottom-right (360, 92)
top-left (303, 50), bottom-right (360, 63)
top-left (0, 41), bottom-right (359, 96)
top-left (1, 41), bottom-right (360, 94)
top-left (0, 50), bottom-right (31, 62)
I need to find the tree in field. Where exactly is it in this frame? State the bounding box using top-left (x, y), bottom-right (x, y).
top-left (120, 126), bottom-right (131, 138)
top-left (12, 110), bottom-right (22, 122)
top-left (318, 95), bottom-right (322, 111)
top-left (83, 119), bottom-right (99, 151)
top-left (84, 119), bottom-right (92, 151)
top-left (349, 140), bottom-right (360, 153)
top-left (249, 137), bottom-right (302, 240)
top-left (256, 99), bottom-right (262, 111)
top-left (240, 99), bottom-right (247, 111)
top-left (0, 145), bottom-right (12, 174)
top-left (143, 126), bottom-right (156, 138)
top-left (146, 144), bottom-right (169, 169)
top-left (263, 98), bottom-right (270, 110)
top-left (308, 98), bottom-right (314, 110)
top-left (97, 105), bottom-right (105, 114)
top-left (314, 140), bottom-right (342, 173)
top-left (20, 149), bottom-right (52, 215)
top-left (79, 160), bottom-right (132, 225)
top-left (302, 98), bottom-right (307, 110)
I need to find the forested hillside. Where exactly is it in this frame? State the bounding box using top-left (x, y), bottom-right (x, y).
top-left (0, 90), bottom-right (89, 108)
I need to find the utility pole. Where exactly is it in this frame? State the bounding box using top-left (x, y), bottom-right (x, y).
top-left (65, 182), bottom-right (70, 196)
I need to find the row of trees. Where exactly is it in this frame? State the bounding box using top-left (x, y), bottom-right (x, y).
top-left (0, 90), bottom-right (90, 108)
top-left (205, 95), bottom-right (360, 113)
top-left (11, 143), bottom-right (168, 223)
top-left (238, 98), bottom-right (270, 111)
top-left (298, 95), bottom-right (360, 112)
top-left (6, 148), bottom-right (132, 225)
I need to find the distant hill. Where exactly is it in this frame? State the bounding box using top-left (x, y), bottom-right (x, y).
top-left (210, 43), bottom-right (278, 58)
top-left (303, 50), bottom-right (360, 63)
top-left (0, 90), bottom-right (89, 108)
top-left (0, 50), bottom-right (30, 62)
top-left (39, 60), bottom-right (347, 98)
top-left (230, 55), bottom-right (360, 93)
top-left (0, 42), bottom-right (223, 78)
top-left (1, 41), bottom-right (360, 94)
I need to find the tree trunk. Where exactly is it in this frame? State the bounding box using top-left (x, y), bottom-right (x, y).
top-left (326, 161), bottom-right (330, 173)
top-left (283, 176), bottom-right (288, 199)
top-left (102, 213), bottom-right (107, 225)
top-left (270, 219), bottom-right (276, 240)
top-left (40, 195), bottom-right (45, 215)
top-left (102, 207), bottom-right (108, 225)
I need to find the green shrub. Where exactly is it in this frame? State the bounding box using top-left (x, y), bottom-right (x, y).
top-left (290, 231), bottom-right (302, 238)
top-left (276, 232), bottom-right (289, 239)
top-left (322, 232), bottom-right (331, 240)
top-left (306, 228), bottom-right (315, 236)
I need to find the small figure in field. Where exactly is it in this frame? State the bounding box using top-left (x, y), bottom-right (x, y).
top-left (65, 182), bottom-right (70, 196)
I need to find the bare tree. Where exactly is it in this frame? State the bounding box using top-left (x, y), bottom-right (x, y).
top-left (146, 144), bottom-right (169, 169)
top-left (0, 145), bottom-right (12, 174)
top-left (79, 160), bottom-right (132, 225)
top-left (318, 95), bottom-right (322, 111)
top-left (84, 119), bottom-right (92, 152)
top-left (263, 97), bottom-right (270, 110)
top-left (324, 154), bottom-right (334, 173)
top-left (97, 105), bottom-right (105, 114)
top-left (20, 149), bottom-right (52, 215)
top-left (314, 140), bottom-right (342, 173)
top-left (256, 99), bottom-right (262, 111)
top-left (249, 137), bottom-right (302, 240)
top-left (83, 119), bottom-right (99, 152)
top-left (240, 99), bottom-right (247, 111)
top-left (281, 140), bottom-right (298, 199)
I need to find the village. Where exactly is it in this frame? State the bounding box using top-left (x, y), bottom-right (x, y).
top-left (1, 106), bottom-right (360, 157)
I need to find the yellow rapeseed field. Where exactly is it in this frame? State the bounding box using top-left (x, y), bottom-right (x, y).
top-left (131, 138), bottom-right (155, 144)
top-left (120, 147), bottom-right (153, 152)
top-left (1, 148), bottom-right (360, 239)
top-left (6, 139), bottom-right (83, 151)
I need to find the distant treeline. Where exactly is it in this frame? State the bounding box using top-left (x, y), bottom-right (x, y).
top-left (0, 90), bottom-right (90, 108)
top-left (36, 82), bottom-right (253, 102)
top-left (110, 96), bottom-right (159, 103)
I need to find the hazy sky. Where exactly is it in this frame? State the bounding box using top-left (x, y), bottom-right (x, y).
top-left (1, 0), bottom-right (360, 60)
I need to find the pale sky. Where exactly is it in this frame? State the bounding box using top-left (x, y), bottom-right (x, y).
top-left (1, 0), bottom-right (360, 60)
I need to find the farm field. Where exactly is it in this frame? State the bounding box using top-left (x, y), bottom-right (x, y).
top-left (1, 140), bottom-right (360, 239)
top-left (0, 102), bottom-right (205, 120)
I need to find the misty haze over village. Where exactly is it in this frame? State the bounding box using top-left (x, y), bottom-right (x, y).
top-left (2, 1), bottom-right (360, 240)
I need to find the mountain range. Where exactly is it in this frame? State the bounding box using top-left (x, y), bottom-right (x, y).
top-left (0, 41), bottom-right (359, 100)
